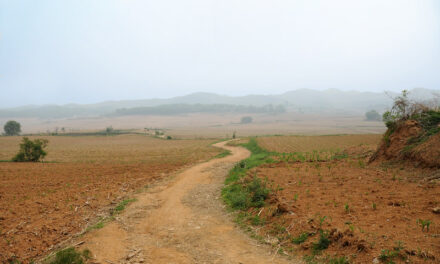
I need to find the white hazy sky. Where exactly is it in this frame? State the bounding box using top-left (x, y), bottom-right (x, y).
top-left (1, 0), bottom-right (440, 107)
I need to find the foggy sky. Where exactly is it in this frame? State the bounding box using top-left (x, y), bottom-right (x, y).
top-left (1, 0), bottom-right (440, 108)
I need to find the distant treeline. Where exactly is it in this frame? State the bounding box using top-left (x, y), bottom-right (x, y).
top-left (114, 104), bottom-right (286, 116)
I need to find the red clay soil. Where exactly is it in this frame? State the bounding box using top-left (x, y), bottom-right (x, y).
top-left (247, 159), bottom-right (440, 263)
top-left (0, 162), bottom-right (183, 263)
top-left (410, 133), bottom-right (440, 168)
top-left (370, 120), bottom-right (440, 168)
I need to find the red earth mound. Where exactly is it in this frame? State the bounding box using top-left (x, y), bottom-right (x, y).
top-left (369, 120), bottom-right (440, 168)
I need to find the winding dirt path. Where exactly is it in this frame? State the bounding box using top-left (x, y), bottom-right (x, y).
top-left (77, 141), bottom-right (296, 264)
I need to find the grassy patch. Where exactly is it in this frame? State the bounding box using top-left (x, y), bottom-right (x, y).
top-left (45, 247), bottom-right (91, 264)
top-left (215, 149), bottom-right (232, 159)
top-left (327, 256), bottom-right (350, 264)
top-left (378, 241), bottom-right (405, 263)
top-left (222, 138), bottom-right (273, 210)
top-left (312, 230), bottom-right (331, 253)
top-left (85, 219), bottom-right (108, 232)
top-left (112, 198), bottom-right (137, 215)
top-left (292, 232), bottom-right (310, 244)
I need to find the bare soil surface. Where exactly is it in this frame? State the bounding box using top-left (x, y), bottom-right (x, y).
top-left (72, 141), bottom-right (296, 264)
top-left (250, 159), bottom-right (440, 263)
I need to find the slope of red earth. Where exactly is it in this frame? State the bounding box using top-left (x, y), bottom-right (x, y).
top-left (370, 120), bottom-right (440, 168)
top-left (246, 156), bottom-right (439, 263)
top-left (0, 135), bottom-right (220, 263)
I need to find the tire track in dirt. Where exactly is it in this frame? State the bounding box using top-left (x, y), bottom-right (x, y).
top-left (77, 141), bottom-right (298, 264)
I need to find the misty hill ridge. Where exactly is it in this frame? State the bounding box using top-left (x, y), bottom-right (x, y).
top-left (0, 88), bottom-right (437, 119)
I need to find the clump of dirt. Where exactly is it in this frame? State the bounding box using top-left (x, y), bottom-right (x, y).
top-left (370, 119), bottom-right (440, 168)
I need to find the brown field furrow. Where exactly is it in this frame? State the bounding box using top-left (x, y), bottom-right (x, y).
top-left (0, 135), bottom-right (220, 263)
top-left (257, 134), bottom-right (382, 153)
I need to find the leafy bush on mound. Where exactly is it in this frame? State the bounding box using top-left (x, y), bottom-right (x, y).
top-left (371, 90), bottom-right (440, 166)
top-left (382, 90), bottom-right (439, 134)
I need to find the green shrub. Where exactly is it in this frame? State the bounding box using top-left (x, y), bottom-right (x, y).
top-left (12, 137), bottom-right (48, 162)
top-left (312, 230), bottom-right (331, 252)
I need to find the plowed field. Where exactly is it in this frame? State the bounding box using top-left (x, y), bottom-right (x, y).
top-left (0, 135), bottom-right (220, 263)
top-left (257, 134), bottom-right (382, 153)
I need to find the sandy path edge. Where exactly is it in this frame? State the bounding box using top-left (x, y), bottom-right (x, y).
top-left (73, 141), bottom-right (298, 264)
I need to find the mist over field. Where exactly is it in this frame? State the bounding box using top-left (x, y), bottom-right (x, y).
top-left (1, 0), bottom-right (440, 108)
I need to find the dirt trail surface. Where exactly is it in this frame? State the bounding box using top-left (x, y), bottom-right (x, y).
top-left (76, 141), bottom-right (295, 264)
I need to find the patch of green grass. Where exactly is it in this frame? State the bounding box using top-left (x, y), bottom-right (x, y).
top-left (215, 149), bottom-right (232, 158)
top-left (328, 256), bottom-right (350, 264)
top-left (47, 247), bottom-right (91, 264)
top-left (222, 176), bottom-right (270, 210)
top-left (303, 255), bottom-right (318, 264)
top-left (378, 241), bottom-right (405, 264)
top-left (86, 220), bottom-right (106, 231)
top-left (312, 230), bottom-right (331, 253)
top-left (378, 249), bottom-right (398, 263)
top-left (250, 215), bottom-right (265, 226)
top-left (112, 198), bottom-right (137, 215)
top-left (292, 232), bottom-right (310, 244)
top-left (222, 138), bottom-right (273, 210)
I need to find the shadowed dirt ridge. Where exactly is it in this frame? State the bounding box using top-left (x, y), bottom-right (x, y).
top-left (77, 141), bottom-right (296, 264)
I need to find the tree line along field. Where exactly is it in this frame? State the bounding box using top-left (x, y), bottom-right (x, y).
top-left (0, 135), bottom-right (221, 263)
top-left (224, 136), bottom-right (439, 263)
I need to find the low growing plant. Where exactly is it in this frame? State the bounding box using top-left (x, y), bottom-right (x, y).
top-left (292, 232), bottom-right (310, 245)
top-left (48, 247), bottom-right (91, 264)
top-left (417, 219), bottom-right (431, 232)
top-left (328, 256), bottom-right (349, 264)
top-left (312, 230), bottom-right (331, 252)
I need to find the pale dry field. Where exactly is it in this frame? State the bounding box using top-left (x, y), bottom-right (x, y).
top-left (257, 134), bottom-right (382, 153)
top-left (0, 134), bottom-right (218, 163)
top-left (0, 112), bottom-right (385, 139)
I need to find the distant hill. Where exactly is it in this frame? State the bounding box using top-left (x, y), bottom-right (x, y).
top-left (113, 104), bottom-right (286, 116)
top-left (0, 88), bottom-right (437, 119)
